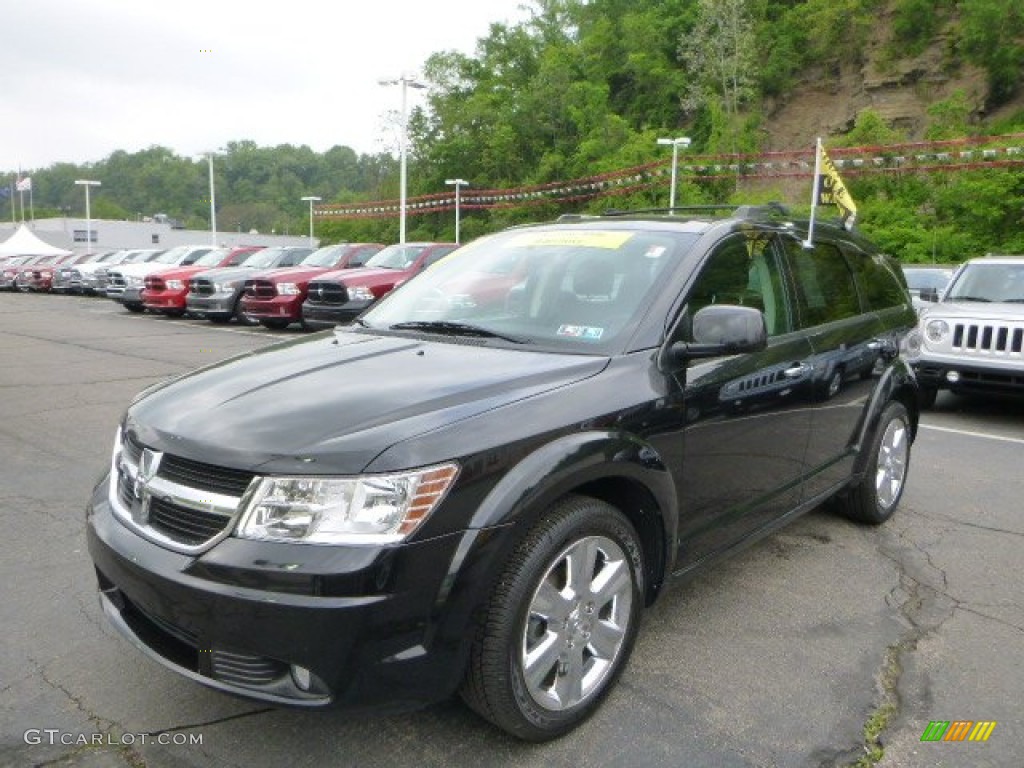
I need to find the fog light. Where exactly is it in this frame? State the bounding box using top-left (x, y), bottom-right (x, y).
top-left (946, 370), bottom-right (961, 384)
top-left (291, 665), bottom-right (312, 691)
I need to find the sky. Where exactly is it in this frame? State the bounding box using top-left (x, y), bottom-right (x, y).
top-left (0, 0), bottom-right (530, 172)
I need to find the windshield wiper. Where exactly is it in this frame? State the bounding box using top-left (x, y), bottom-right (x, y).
top-left (949, 295), bottom-right (991, 302)
top-left (389, 320), bottom-right (529, 344)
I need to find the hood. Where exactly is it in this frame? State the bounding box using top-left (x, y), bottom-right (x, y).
top-left (311, 265), bottom-right (407, 286)
top-left (249, 265), bottom-right (333, 283)
top-left (924, 300), bottom-right (1024, 322)
top-left (189, 265), bottom-right (274, 283)
top-left (127, 330), bottom-right (608, 475)
top-left (112, 261), bottom-right (174, 278)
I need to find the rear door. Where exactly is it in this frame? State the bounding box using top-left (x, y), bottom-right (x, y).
top-left (778, 236), bottom-right (886, 501)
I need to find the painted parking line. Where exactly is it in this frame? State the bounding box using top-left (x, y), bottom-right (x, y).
top-left (919, 423), bottom-right (1024, 446)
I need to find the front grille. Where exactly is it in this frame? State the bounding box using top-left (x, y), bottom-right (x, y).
top-left (190, 278), bottom-right (214, 296)
top-left (159, 454), bottom-right (255, 496)
top-left (112, 433), bottom-right (256, 552)
top-left (134, 601), bottom-right (199, 648)
top-left (107, 271), bottom-right (124, 288)
top-left (244, 279), bottom-right (276, 298)
top-left (306, 281), bottom-right (347, 305)
top-left (145, 276), bottom-right (165, 291)
top-left (123, 432), bottom-right (144, 464)
top-left (211, 650), bottom-right (287, 687)
top-left (149, 497), bottom-right (233, 545)
top-left (952, 322), bottom-right (1024, 356)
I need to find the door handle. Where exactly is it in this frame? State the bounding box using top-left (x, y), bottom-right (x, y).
top-left (783, 363), bottom-right (811, 378)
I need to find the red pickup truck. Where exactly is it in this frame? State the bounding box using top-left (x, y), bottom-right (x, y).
top-left (141, 246), bottom-right (263, 316)
top-left (301, 242), bottom-right (459, 330)
top-left (238, 243), bottom-right (385, 329)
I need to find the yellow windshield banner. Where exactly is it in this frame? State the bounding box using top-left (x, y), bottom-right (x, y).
top-left (507, 231), bottom-right (634, 249)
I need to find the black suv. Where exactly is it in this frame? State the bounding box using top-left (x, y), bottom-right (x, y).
top-left (86, 206), bottom-right (919, 741)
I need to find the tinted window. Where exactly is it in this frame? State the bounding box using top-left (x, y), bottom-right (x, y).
top-left (423, 246), bottom-right (458, 268)
top-left (686, 233), bottom-right (793, 336)
top-left (782, 240), bottom-right (861, 327)
top-left (855, 251), bottom-right (910, 310)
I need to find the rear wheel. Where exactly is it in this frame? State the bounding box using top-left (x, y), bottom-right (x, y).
top-left (460, 495), bottom-right (644, 741)
top-left (838, 401), bottom-right (911, 524)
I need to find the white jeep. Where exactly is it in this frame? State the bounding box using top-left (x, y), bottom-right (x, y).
top-left (905, 254), bottom-right (1024, 407)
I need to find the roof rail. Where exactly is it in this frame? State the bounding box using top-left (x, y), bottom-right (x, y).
top-left (599, 203), bottom-right (792, 219)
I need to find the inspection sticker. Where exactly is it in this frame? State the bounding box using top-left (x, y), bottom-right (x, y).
top-left (507, 231), bottom-right (633, 249)
top-left (557, 324), bottom-right (604, 339)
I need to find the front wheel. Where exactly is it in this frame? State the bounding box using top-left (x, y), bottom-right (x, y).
top-left (838, 401), bottom-right (911, 525)
top-left (259, 318), bottom-right (290, 330)
top-left (124, 303), bottom-right (145, 313)
top-left (460, 495), bottom-right (644, 741)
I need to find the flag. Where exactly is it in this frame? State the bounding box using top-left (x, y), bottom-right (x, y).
top-left (816, 146), bottom-right (857, 228)
top-left (16, 176), bottom-right (32, 192)
top-left (803, 138), bottom-right (858, 247)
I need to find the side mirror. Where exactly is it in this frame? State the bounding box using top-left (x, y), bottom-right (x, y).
top-left (670, 305), bottom-right (767, 362)
top-left (919, 287), bottom-right (939, 303)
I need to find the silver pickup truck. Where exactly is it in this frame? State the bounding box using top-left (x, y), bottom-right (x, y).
top-left (904, 254), bottom-right (1024, 407)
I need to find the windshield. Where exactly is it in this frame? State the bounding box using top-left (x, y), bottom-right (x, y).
top-left (153, 246), bottom-right (190, 264)
top-left (244, 248), bottom-right (290, 268)
top-left (946, 262), bottom-right (1024, 303)
top-left (903, 268), bottom-right (953, 293)
top-left (365, 244), bottom-right (427, 270)
top-left (301, 245), bottom-right (349, 268)
top-left (193, 248), bottom-right (231, 267)
top-left (363, 227), bottom-right (696, 352)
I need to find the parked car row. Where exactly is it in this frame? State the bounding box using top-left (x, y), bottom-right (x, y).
top-left (2, 241), bottom-right (460, 332)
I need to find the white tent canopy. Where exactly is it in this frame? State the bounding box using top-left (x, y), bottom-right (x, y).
top-left (0, 224), bottom-right (73, 257)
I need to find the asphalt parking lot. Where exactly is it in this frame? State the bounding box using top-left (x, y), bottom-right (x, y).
top-left (2, 292), bottom-right (1022, 768)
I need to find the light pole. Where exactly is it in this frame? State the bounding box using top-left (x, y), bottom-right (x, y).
top-left (444, 178), bottom-right (468, 243)
top-left (74, 180), bottom-right (101, 254)
top-left (301, 195), bottom-right (321, 246)
top-left (656, 136), bottom-right (691, 211)
top-left (379, 73), bottom-right (427, 243)
top-left (201, 151), bottom-right (218, 246)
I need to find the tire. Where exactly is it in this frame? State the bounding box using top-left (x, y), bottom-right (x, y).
top-left (826, 368), bottom-right (843, 399)
top-left (917, 385), bottom-right (938, 410)
top-left (124, 303), bottom-right (145, 313)
top-left (460, 495), bottom-right (644, 741)
top-left (838, 401), bottom-right (911, 525)
top-left (259, 319), bottom-right (290, 330)
top-left (233, 298), bottom-right (256, 326)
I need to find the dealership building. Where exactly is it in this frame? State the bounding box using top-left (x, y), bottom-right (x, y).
top-left (0, 217), bottom-right (315, 255)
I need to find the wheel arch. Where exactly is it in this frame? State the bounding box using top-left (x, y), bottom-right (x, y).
top-left (465, 431), bottom-right (677, 606)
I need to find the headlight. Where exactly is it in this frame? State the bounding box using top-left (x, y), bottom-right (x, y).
top-left (347, 285), bottom-right (375, 301)
top-left (236, 462), bottom-right (459, 545)
top-left (126, 276), bottom-right (144, 287)
top-left (278, 282), bottom-right (300, 295)
top-left (214, 280), bottom-right (239, 292)
top-left (902, 329), bottom-right (922, 359)
top-left (925, 319), bottom-right (949, 343)
top-left (166, 280), bottom-right (184, 290)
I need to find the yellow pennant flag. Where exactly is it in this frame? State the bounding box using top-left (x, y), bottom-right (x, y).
top-left (816, 145), bottom-right (857, 228)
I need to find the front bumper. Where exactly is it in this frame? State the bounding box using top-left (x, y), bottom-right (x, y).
top-left (186, 292), bottom-right (238, 318)
top-left (240, 294), bottom-right (303, 321)
top-left (143, 290), bottom-right (188, 312)
top-left (301, 301), bottom-right (368, 329)
top-left (86, 478), bottom-right (480, 710)
top-left (911, 359), bottom-right (1024, 395)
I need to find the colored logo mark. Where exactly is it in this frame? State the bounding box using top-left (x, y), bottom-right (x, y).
top-left (920, 720), bottom-right (996, 742)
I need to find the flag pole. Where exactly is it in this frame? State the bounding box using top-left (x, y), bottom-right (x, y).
top-left (803, 137), bottom-right (823, 248)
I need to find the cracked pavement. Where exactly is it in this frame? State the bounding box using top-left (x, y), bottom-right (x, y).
top-left (2, 293), bottom-right (1022, 767)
